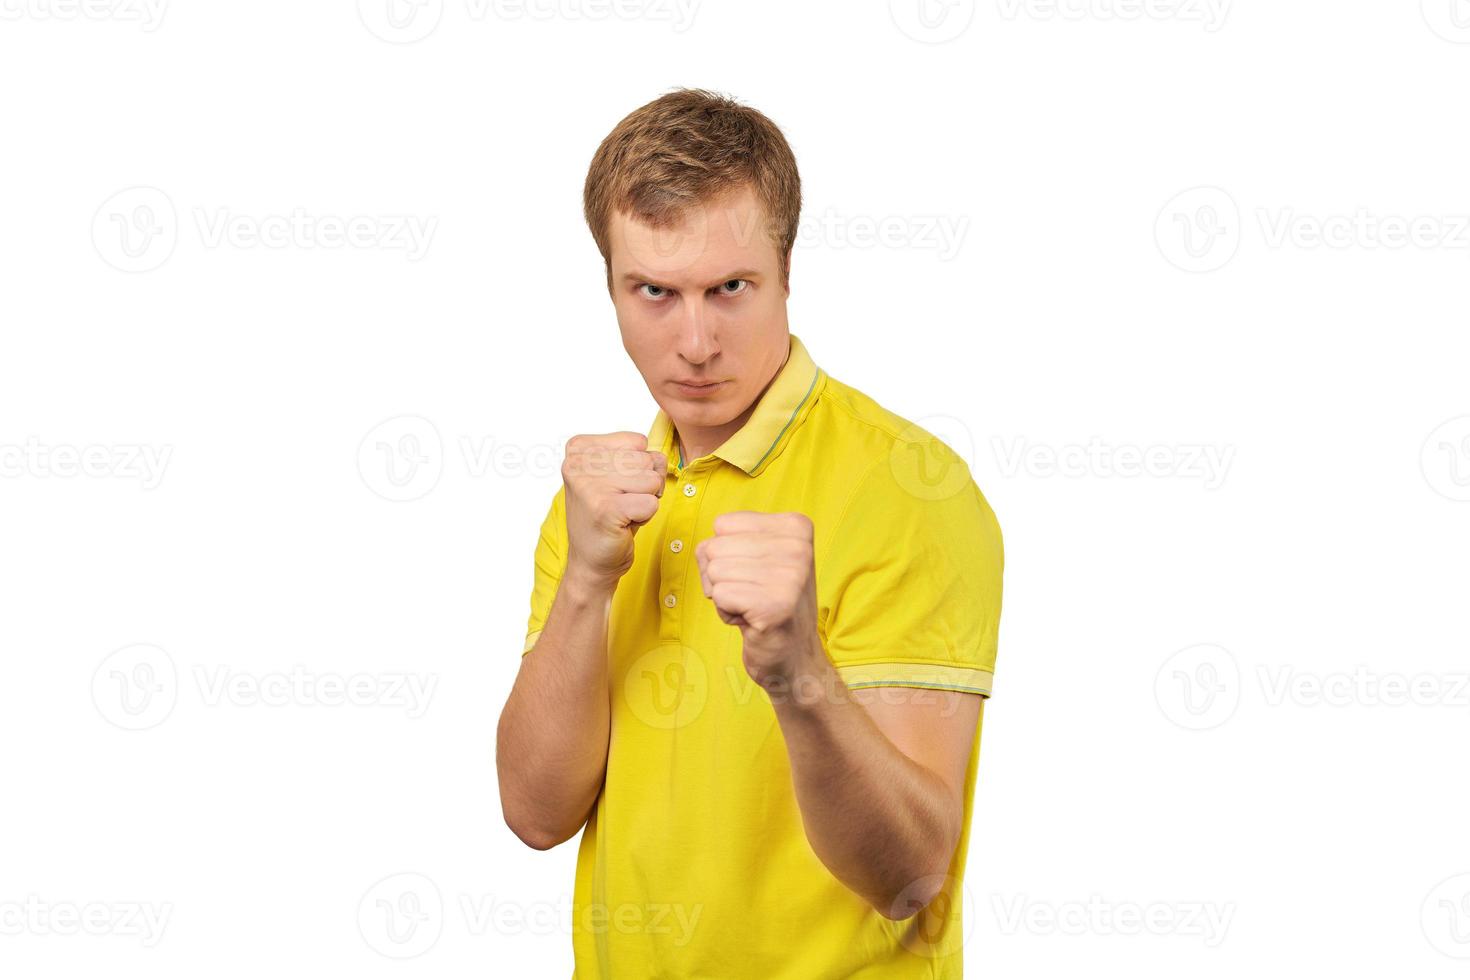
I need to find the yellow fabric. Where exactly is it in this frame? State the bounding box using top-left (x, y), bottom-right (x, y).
top-left (520, 332), bottom-right (1003, 978)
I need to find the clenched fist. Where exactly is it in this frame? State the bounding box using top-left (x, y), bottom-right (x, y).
top-left (562, 432), bottom-right (666, 591)
top-left (695, 511), bottom-right (824, 689)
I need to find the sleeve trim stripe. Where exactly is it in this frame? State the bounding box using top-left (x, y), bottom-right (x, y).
top-left (834, 662), bottom-right (994, 697)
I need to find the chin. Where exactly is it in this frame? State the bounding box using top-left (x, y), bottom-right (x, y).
top-left (676, 401), bottom-right (737, 424)
top-left (680, 403), bottom-right (725, 421)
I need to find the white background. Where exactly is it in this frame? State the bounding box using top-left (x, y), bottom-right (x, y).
top-left (3, 1), bottom-right (1469, 977)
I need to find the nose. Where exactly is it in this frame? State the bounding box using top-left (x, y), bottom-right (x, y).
top-left (676, 302), bottom-right (719, 366)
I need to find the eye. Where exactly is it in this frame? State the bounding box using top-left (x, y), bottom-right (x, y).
top-left (638, 283), bottom-right (669, 300)
top-left (714, 279), bottom-right (748, 297)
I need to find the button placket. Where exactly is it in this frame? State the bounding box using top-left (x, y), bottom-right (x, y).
top-left (660, 462), bottom-right (707, 638)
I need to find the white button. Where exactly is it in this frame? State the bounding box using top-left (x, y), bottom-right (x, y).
top-left (663, 593), bottom-right (677, 607)
top-left (682, 483), bottom-right (696, 497)
top-left (670, 539), bottom-right (683, 553)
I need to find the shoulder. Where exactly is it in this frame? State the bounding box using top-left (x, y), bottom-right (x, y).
top-left (814, 373), bottom-right (995, 509)
top-left (787, 373), bottom-right (1001, 573)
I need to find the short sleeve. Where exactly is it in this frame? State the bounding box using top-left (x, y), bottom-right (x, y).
top-left (522, 484), bottom-right (569, 655)
top-left (819, 453), bottom-right (1003, 697)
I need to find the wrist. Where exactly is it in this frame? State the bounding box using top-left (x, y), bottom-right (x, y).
top-left (561, 562), bottom-right (620, 603)
top-left (754, 636), bottom-right (835, 711)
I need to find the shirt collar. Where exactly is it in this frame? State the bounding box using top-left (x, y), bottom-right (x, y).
top-left (646, 332), bottom-right (823, 478)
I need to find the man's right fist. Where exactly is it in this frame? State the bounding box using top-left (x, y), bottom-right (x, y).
top-left (561, 432), bottom-right (666, 590)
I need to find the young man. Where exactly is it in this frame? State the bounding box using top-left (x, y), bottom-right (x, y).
top-left (496, 88), bottom-right (1004, 978)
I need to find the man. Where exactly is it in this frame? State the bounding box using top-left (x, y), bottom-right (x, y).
top-left (496, 88), bottom-right (1004, 978)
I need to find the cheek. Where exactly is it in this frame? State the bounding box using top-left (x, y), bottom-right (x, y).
top-left (615, 313), bottom-right (668, 375)
top-left (735, 291), bottom-right (781, 330)
top-left (612, 298), bottom-right (649, 341)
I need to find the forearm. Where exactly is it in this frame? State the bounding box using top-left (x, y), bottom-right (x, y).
top-left (769, 652), bottom-right (962, 918)
top-left (496, 567), bottom-right (615, 849)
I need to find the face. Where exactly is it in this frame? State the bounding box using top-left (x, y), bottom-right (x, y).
top-left (607, 184), bottom-right (792, 449)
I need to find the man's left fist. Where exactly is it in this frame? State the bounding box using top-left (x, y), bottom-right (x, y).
top-left (695, 510), bottom-right (823, 687)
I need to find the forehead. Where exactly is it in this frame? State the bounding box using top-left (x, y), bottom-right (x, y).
top-left (610, 186), bottom-right (777, 286)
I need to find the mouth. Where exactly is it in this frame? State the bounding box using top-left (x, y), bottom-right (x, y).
top-left (671, 380), bottom-right (726, 396)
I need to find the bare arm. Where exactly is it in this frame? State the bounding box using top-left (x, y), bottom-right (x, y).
top-left (495, 566), bottom-right (617, 850)
top-left (496, 432), bottom-right (665, 850)
top-left (769, 651), bottom-right (981, 918)
top-left (694, 509), bottom-right (982, 916)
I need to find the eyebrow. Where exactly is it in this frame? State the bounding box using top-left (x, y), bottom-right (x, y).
top-left (621, 269), bottom-right (761, 289)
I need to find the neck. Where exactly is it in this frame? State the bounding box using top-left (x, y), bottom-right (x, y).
top-left (676, 406), bottom-right (750, 466)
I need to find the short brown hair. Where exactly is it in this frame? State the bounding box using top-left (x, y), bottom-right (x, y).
top-left (583, 87), bottom-right (802, 293)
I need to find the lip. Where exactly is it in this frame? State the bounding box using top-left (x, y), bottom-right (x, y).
top-left (671, 380), bottom-right (726, 396)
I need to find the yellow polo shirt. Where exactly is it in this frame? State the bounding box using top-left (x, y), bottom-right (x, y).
top-left (521, 332), bottom-right (1003, 978)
